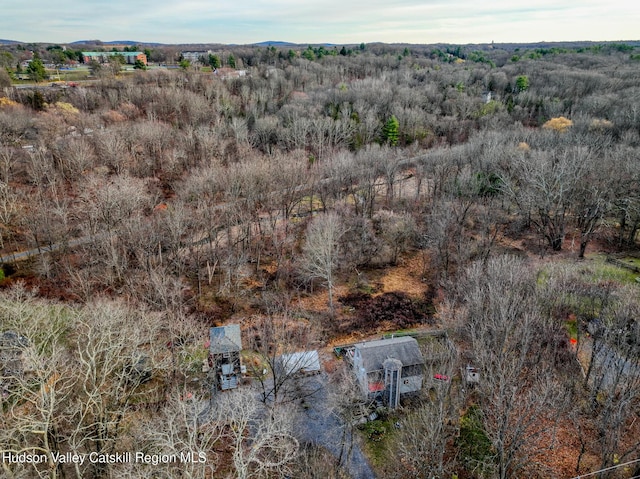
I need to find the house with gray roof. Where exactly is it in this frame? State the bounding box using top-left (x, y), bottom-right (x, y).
top-left (352, 336), bottom-right (424, 407)
top-left (209, 325), bottom-right (242, 391)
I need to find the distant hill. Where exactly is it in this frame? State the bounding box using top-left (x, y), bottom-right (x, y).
top-left (70, 40), bottom-right (166, 46)
top-left (253, 41), bottom-right (340, 47)
top-left (3, 39), bottom-right (637, 50)
top-left (71, 40), bottom-right (136, 45)
top-left (253, 41), bottom-right (299, 47)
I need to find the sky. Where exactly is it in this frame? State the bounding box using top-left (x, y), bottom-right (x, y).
top-left (2, 0), bottom-right (639, 45)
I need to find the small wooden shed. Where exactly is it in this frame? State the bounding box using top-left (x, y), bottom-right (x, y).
top-left (276, 351), bottom-right (321, 376)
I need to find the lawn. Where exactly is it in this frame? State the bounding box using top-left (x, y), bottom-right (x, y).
top-left (358, 416), bottom-right (396, 467)
top-left (585, 253), bottom-right (640, 284)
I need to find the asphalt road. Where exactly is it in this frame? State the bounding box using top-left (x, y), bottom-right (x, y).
top-left (592, 339), bottom-right (640, 389)
top-left (294, 374), bottom-right (376, 479)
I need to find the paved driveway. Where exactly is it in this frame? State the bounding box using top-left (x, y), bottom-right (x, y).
top-left (294, 374), bottom-right (376, 479)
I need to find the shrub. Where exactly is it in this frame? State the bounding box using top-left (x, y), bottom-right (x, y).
top-left (542, 116), bottom-right (573, 132)
top-left (53, 101), bottom-right (79, 115)
top-left (457, 405), bottom-right (494, 474)
top-left (0, 97), bottom-right (20, 109)
top-left (589, 118), bottom-right (613, 131)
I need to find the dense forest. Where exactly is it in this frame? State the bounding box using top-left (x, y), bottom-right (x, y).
top-left (1, 41), bottom-right (640, 479)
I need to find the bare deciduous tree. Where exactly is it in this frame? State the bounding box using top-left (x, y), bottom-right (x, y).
top-left (455, 256), bottom-right (570, 479)
top-left (214, 389), bottom-right (299, 479)
top-left (503, 145), bottom-right (587, 251)
top-left (386, 339), bottom-right (460, 479)
top-left (142, 393), bottom-right (222, 479)
top-left (579, 286), bottom-right (640, 475)
top-left (78, 173), bottom-right (152, 235)
top-left (300, 212), bottom-right (346, 315)
top-left (246, 293), bottom-right (318, 405)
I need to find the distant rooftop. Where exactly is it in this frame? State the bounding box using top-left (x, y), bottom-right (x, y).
top-left (82, 51), bottom-right (144, 56)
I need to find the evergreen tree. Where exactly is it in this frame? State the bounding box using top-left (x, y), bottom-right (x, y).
top-left (208, 54), bottom-right (220, 69)
top-left (228, 54), bottom-right (236, 68)
top-left (383, 115), bottom-right (400, 146)
top-left (302, 47), bottom-right (315, 61)
top-left (88, 60), bottom-right (102, 76)
top-left (0, 51), bottom-right (14, 69)
top-left (27, 90), bottom-right (45, 110)
top-left (26, 52), bottom-right (46, 82)
top-left (515, 75), bottom-right (529, 92)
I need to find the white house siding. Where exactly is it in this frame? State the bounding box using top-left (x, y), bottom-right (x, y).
top-left (399, 375), bottom-right (422, 394)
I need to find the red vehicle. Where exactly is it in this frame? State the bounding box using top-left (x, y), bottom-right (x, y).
top-left (433, 373), bottom-right (450, 382)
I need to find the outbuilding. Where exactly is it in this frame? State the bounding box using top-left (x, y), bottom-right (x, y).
top-left (276, 350), bottom-right (321, 376)
top-left (208, 325), bottom-right (243, 391)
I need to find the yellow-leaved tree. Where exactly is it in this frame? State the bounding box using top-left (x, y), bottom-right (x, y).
top-left (542, 116), bottom-right (573, 132)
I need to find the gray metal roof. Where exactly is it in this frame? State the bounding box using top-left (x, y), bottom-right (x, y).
top-left (209, 325), bottom-right (242, 354)
top-left (356, 337), bottom-right (423, 373)
top-left (277, 350), bottom-right (321, 375)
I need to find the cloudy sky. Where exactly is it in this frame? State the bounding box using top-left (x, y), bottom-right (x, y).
top-left (2, 0), bottom-right (638, 45)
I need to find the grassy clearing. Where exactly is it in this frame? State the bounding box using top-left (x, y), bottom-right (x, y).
top-left (45, 69), bottom-right (91, 82)
top-left (619, 256), bottom-right (640, 268)
top-left (293, 194), bottom-right (324, 216)
top-left (13, 70), bottom-right (91, 85)
top-left (585, 253), bottom-right (640, 284)
top-left (457, 405), bottom-right (494, 476)
top-left (359, 416), bottom-right (396, 467)
top-left (181, 345), bottom-right (208, 373)
top-left (538, 253), bottom-right (639, 286)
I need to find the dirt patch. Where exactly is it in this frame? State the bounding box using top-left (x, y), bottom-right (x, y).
top-left (294, 284), bottom-right (351, 314)
top-left (376, 252), bottom-right (428, 298)
top-left (339, 291), bottom-right (434, 332)
top-left (529, 417), bottom-right (589, 479)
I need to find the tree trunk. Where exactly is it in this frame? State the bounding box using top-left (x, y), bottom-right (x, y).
top-left (579, 240), bottom-right (588, 259)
